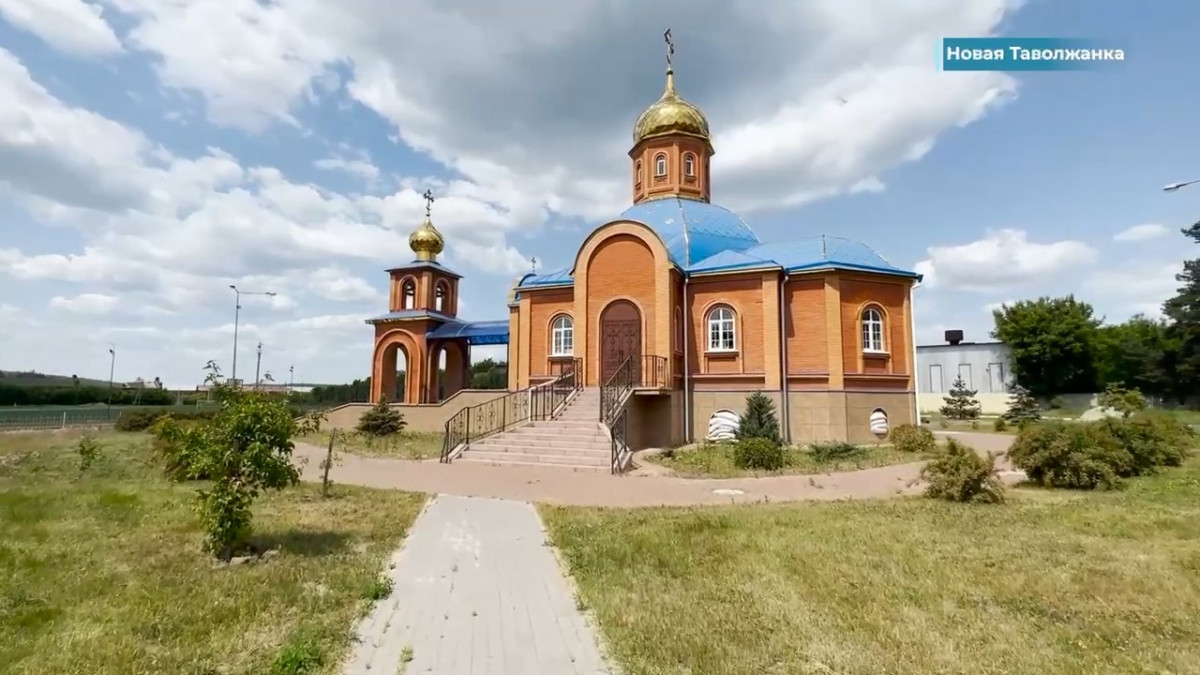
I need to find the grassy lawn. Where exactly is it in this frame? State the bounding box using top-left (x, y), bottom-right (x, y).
top-left (0, 430), bottom-right (425, 674)
top-left (645, 441), bottom-right (929, 478)
top-left (297, 430), bottom-right (444, 460)
top-left (542, 459), bottom-right (1200, 675)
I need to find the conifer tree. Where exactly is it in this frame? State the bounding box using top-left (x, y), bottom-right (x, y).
top-left (940, 375), bottom-right (982, 420)
top-left (736, 391), bottom-right (782, 446)
top-left (356, 397), bottom-right (407, 436)
top-left (1001, 384), bottom-right (1042, 427)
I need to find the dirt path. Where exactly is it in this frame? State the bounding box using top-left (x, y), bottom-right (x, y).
top-left (298, 432), bottom-right (1018, 507)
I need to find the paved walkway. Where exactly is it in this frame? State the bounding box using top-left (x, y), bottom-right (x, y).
top-left (297, 432), bottom-right (1018, 507)
top-left (342, 495), bottom-right (611, 674)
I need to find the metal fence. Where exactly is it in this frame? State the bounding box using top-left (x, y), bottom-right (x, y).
top-left (0, 404), bottom-right (217, 432)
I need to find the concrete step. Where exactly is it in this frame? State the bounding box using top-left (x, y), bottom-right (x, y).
top-left (459, 450), bottom-right (610, 470)
top-left (456, 456), bottom-right (611, 472)
top-left (486, 431), bottom-right (608, 444)
top-left (469, 443), bottom-right (610, 457)
top-left (527, 420), bottom-right (603, 430)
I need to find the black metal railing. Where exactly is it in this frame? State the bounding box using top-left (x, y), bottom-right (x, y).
top-left (599, 355), bottom-right (636, 474)
top-left (441, 360), bottom-right (581, 462)
top-left (610, 407), bottom-right (629, 474)
top-left (636, 355), bottom-right (669, 389)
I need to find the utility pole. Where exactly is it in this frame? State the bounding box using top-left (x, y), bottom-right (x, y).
top-left (229, 285), bottom-right (276, 387)
top-left (254, 342), bottom-right (263, 391)
top-left (289, 364), bottom-right (294, 391)
top-left (106, 345), bottom-right (116, 414)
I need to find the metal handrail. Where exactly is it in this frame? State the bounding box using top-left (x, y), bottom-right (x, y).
top-left (599, 355), bottom-right (635, 474)
top-left (441, 358), bottom-right (581, 462)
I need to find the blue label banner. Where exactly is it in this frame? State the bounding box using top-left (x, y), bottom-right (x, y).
top-left (942, 37), bottom-right (1125, 71)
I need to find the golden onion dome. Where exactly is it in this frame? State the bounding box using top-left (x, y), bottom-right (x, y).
top-left (408, 216), bottom-right (445, 261)
top-left (632, 67), bottom-right (710, 146)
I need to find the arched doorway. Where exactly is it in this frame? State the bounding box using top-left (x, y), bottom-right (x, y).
top-left (600, 300), bottom-right (641, 383)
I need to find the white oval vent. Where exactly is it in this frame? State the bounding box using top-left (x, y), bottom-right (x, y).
top-left (869, 408), bottom-right (889, 438)
top-left (706, 409), bottom-right (740, 442)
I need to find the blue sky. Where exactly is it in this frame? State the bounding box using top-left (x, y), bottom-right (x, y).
top-left (0, 0), bottom-right (1195, 387)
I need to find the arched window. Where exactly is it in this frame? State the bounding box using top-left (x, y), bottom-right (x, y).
top-left (551, 315), bottom-right (574, 357)
top-left (402, 280), bottom-right (416, 310)
top-left (706, 306), bottom-right (736, 352)
top-left (635, 160), bottom-right (643, 186)
top-left (684, 153), bottom-right (696, 177)
top-left (862, 307), bottom-right (885, 352)
top-left (435, 282), bottom-right (448, 312)
top-left (654, 153), bottom-right (667, 177)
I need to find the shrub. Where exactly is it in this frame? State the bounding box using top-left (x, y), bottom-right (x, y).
top-left (152, 362), bottom-right (301, 559)
top-left (1096, 383), bottom-right (1148, 418)
top-left (733, 437), bottom-right (785, 471)
top-left (1094, 412), bottom-right (1194, 474)
top-left (993, 417), bottom-right (1008, 432)
top-left (1007, 422), bottom-right (1131, 490)
top-left (152, 416), bottom-right (211, 481)
top-left (115, 407), bottom-right (217, 432)
top-left (809, 441), bottom-right (867, 463)
top-left (736, 392), bottom-right (782, 445)
top-left (940, 375), bottom-right (981, 420)
top-left (356, 398), bottom-right (406, 437)
top-left (890, 424), bottom-right (937, 453)
top-left (921, 438), bottom-right (1004, 503)
top-left (76, 435), bottom-right (101, 474)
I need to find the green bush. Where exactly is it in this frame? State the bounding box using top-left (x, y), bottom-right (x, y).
top-left (993, 417), bottom-right (1008, 432)
top-left (76, 435), bottom-right (101, 474)
top-left (733, 437), bottom-right (785, 471)
top-left (115, 407), bottom-right (217, 432)
top-left (356, 398), bottom-right (406, 437)
top-left (1094, 412), bottom-right (1194, 474)
top-left (736, 391), bottom-right (782, 445)
top-left (1008, 422), bottom-right (1131, 490)
top-left (809, 441), bottom-right (867, 463)
top-left (1096, 383), bottom-right (1148, 418)
top-left (890, 424), bottom-right (936, 453)
top-left (921, 438), bottom-right (1004, 504)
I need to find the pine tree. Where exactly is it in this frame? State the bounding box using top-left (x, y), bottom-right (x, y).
top-left (356, 397), bottom-right (407, 436)
top-left (1162, 221), bottom-right (1200, 403)
top-left (940, 375), bottom-right (981, 420)
top-left (1002, 384), bottom-right (1041, 426)
top-left (736, 391), bottom-right (782, 446)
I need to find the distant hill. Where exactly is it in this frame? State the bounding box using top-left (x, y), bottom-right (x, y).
top-left (0, 370), bottom-right (110, 388)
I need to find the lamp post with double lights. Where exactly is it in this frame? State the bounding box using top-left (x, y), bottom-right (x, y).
top-left (1163, 179), bottom-right (1200, 193)
top-left (229, 285), bottom-right (276, 387)
top-left (106, 344), bottom-right (116, 414)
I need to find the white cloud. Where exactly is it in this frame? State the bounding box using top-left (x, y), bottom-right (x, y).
top-left (1083, 261), bottom-right (1181, 320)
top-left (314, 156), bottom-right (381, 185)
top-left (48, 293), bottom-right (119, 315)
top-left (1113, 223), bottom-right (1168, 242)
top-left (915, 229), bottom-right (1098, 291)
top-left (100, 0), bottom-right (1017, 218)
top-left (0, 0), bottom-right (122, 57)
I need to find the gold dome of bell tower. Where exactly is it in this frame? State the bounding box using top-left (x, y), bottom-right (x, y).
top-left (409, 189), bottom-right (445, 262)
top-left (632, 68), bottom-right (711, 146)
top-left (630, 29), bottom-right (714, 205)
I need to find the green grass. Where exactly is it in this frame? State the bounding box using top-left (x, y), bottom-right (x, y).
top-left (297, 430), bottom-right (444, 460)
top-left (542, 458), bottom-right (1200, 675)
top-left (0, 430), bottom-right (425, 674)
top-left (645, 441), bottom-right (929, 478)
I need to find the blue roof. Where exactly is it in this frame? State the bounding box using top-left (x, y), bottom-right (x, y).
top-left (426, 320), bottom-right (509, 345)
top-left (619, 197), bottom-right (759, 266)
top-left (365, 309), bottom-right (457, 324)
top-left (386, 260), bottom-right (462, 278)
top-left (517, 267), bottom-right (573, 288)
top-left (688, 236), bottom-right (919, 278)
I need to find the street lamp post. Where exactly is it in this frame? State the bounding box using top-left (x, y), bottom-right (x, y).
top-left (254, 342), bottom-right (264, 391)
top-left (106, 345), bottom-right (116, 414)
top-left (229, 285), bottom-right (276, 387)
top-left (1163, 179), bottom-right (1200, 192)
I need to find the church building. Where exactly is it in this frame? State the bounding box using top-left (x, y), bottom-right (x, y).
top-left (367, 40), bottom-right (921, 450)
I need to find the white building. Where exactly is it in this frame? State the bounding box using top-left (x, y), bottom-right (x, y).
top-left (917, 330), bottom-right (1014, 414)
